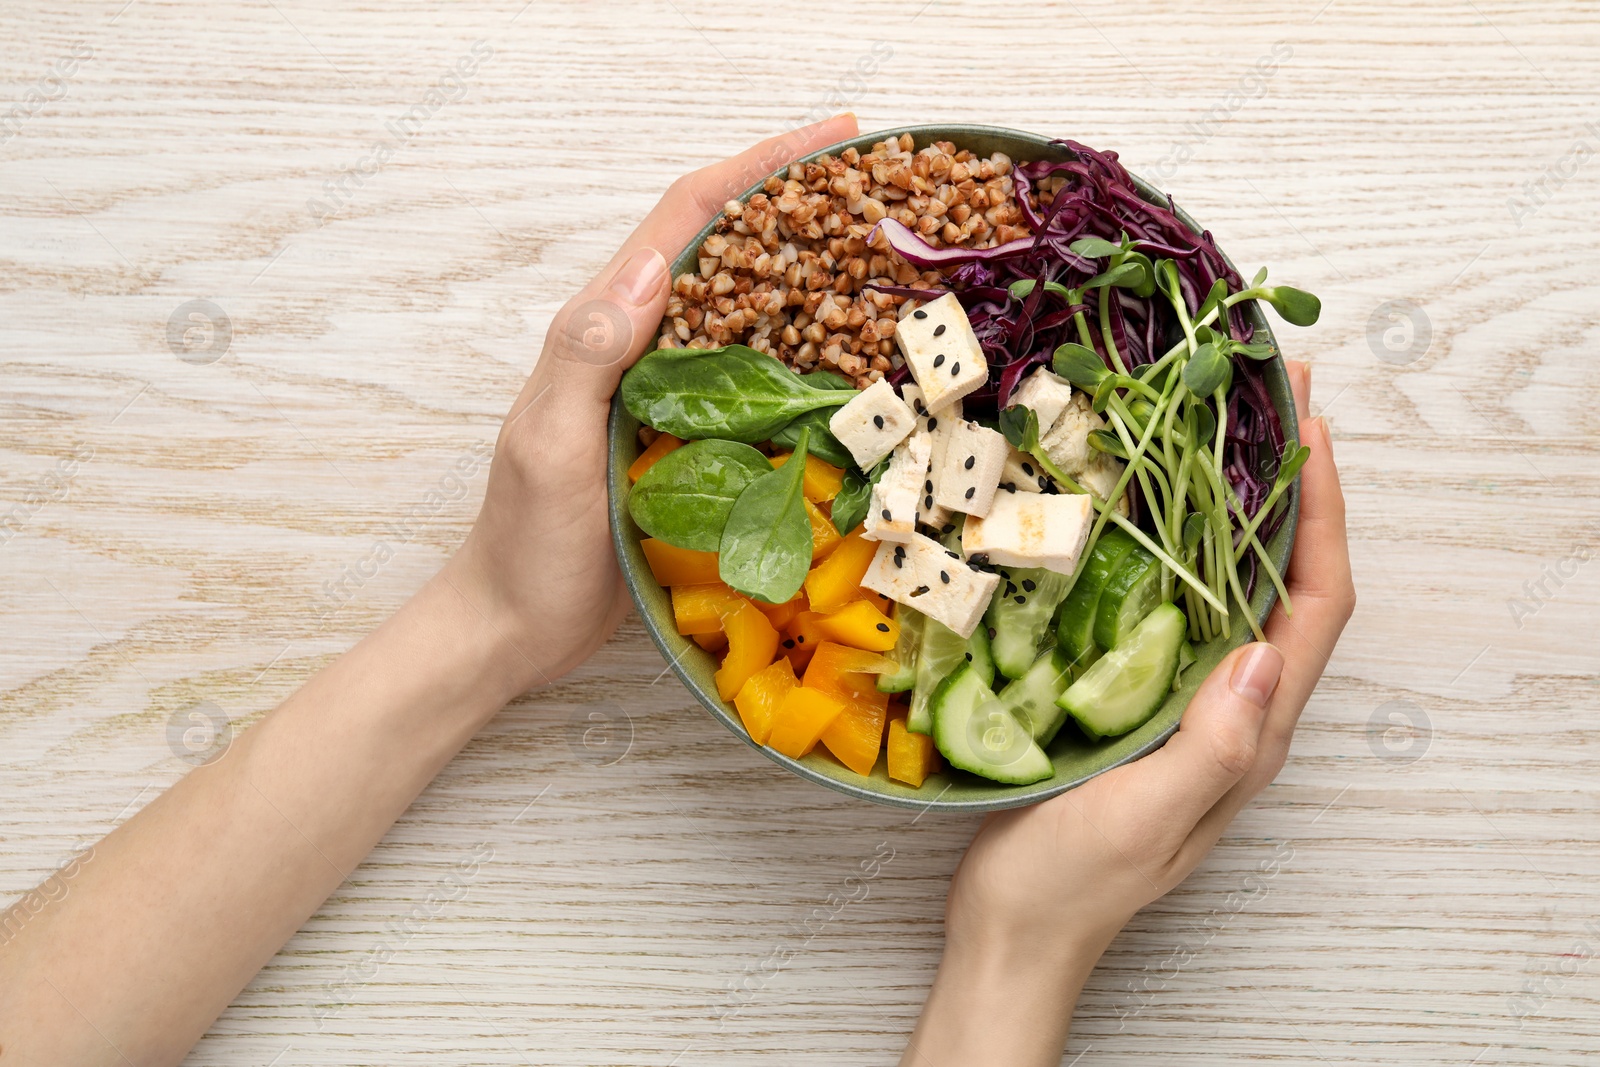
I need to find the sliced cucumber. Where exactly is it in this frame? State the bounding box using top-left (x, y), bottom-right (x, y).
top-left (931, 662), bottom-right (1054, 785)
top-left (996, 647), bottom-right (1075, 746)
top-left (877, 607), bottom-right (924, 693)
top-left (1056, 530), bottom-right (1137, 671)
top-left (985, 566), bottom-right (1076, 680)
top-left (908, 618), bottom-right (993, 734)
top-left (1093, 545), bottom-right (1162, 652)
top-left (1059, 602), bottom-right (1186, 740)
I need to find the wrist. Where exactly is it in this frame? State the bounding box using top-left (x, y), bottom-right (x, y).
top-left (433, 546), bottom-right (549, 698)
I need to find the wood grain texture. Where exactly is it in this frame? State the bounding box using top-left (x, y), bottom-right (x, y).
top-left (4, 0), bottom-right (1599, 1063)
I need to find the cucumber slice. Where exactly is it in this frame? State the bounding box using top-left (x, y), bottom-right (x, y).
top-left (1093, 546), bottom-right (1162, 651)
top-left (996, 647), bottom-right (1074, 746)
top-left (1059, 603), bottom-right (1186, 740)
top-left (907, 618), bottom-right (993, 734)
top-left (877, 607), bottom-right (924, 693)
top-left (985, 566), bottom-right (1076, 680)
top-left (1056, 530), bottom-right (1137, 671)
top-left (931, 662), bottom-right (1054, 785)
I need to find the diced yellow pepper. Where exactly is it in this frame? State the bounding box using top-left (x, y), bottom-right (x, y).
top-left (812, 599), bottom-right (898, 652)
top-left (734, 657), bottom-right (796, 746)
top-left (804, 529), bottom-right (877, 614)
top-left (715, 601), bottom-right (781, 702)
top-left (769, 452), bottom-right (846, 503)
top-left (629, 432), bottom-right (683, 482)
top-left (767, 685), bottom-right (847, 759)
top-left (641, 539), bottom-right (720, 587)
top-left (805, 500), bottom-right (842, 562)
top-left (887, 713), bottom-right (942, 788)
top-left (671, 582), bottom-right (748, 636)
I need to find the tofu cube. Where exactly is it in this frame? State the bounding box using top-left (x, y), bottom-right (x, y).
top-left (861, 532), bottom-right (1001, 639)
top-left (1077, 449), bottom-right (1130, 516)
top-left (902, 385), bottom-right (961, 529)
top-left (862, 432), bottom-right (931, 544)
top-left (1000, 447), bottom-right (1051, 494)
top-left (934, 419), bottom-right (1009, 517)
top-left (1039, 390), bottom-right (1103, 476)
top-left (962, 491), bottom-right (1095, 575)
top-left (894, 292), bottom-right (988, 412)
top-left (1007, 368), bottom-right (1077, 434)
top-left (828, 378), bottom-right (917, 470)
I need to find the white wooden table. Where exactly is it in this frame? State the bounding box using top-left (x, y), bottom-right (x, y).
top-left (4, 1), bottom-right (1598, 1063)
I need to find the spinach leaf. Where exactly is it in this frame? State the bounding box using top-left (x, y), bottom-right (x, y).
top-left (719, 428), bottom-right (815, 604)
top-left (829, 454), bottom-right (887, 536)
top-left (628, 439), bottom-right (771, 552)
top-left (768, 365), bottom-right (856, 466)
top-left (620, 345), bottom-right (853, 443)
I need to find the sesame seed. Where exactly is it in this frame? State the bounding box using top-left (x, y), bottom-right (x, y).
top-left (913, 309), bottom-right (927, 319)
top-left (1001, 482), bottom-right (1016, 492)
top-left (924, 479), bottom-right (933, 491)
top-left (964, 455), bottom-right (975, 470)
top-left (1015, 595), bottom-right (1027, 605)
top-left (933, 354), bottom-right (945, 368)
top-left (969, 552), bottom-right (988, 564)
top-left (964, 651), bottom-right (972, 661)
top-left (964, 486), bottom-right (975, 500)
top-left (782, 638), bottom-right (795, 648)
top-left (1038, 477), bottom-right (1050, 490)
top-left (880, 508), bottom-right (891, 520)
top-left (911, 584), bottom-right (930, 597)
top-left (924, 495), bottom-right (934, 509)
top-left (933, 324), bottom-right (946, 337)
top-left (1022, 579), bottom-right (1036, 592)
top-left (927, 417), bottom-right (939, 431)
top-left (950, 361), bottom-right (961, 376)
top-left (873, 414), bottom-right (884, 429)
top-left (796, 635), bottom-right (805, 643)
top-left (940, 570), bottom-right (950, 584)
top-left (876, 622), bottom-right (890, 632)
top-left (946, 549), bottom-right (959, 558)
top-left (987, 626), bottom-right (997, 641)
top-left (1022, 462), bottom-right (1034, 476)
top-left (942, 523), bottom-right (956, 534)
top-left (894, 544), bottom-right (905, 556)
top-left (893, 554), bottom-right (903, 568)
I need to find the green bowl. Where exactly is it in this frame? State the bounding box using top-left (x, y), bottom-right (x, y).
top-left (608, 124), bottom-right (1297, 813)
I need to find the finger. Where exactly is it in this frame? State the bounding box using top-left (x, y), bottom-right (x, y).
top-left (1112, 642), bottom-right (1284, 854)
top-left (529, 114), bottom-right (861, 408)
top-left (1287, 359), bottom-right (1311, 423)
top-left (1184, 415), bottom-right (1354, 844)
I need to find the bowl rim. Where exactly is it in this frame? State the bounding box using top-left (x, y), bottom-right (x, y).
top-left (608, 123), bottom-right (1298, 813)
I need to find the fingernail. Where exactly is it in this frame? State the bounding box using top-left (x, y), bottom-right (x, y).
top-left (608, 248), bottom-right (667, 306)
top-left (1230, 643), bottom-right (1284, 709)
top-left (1315, 416), bottom-right (1334, 456)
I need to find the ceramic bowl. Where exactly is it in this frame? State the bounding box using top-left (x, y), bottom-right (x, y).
top-left (607, 124), bottom-right (1297, 813)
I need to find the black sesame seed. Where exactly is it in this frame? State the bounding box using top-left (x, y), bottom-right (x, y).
top-left (893, 554), bottom-right (903, 569)
top-left (1022, 579), bottom-right (1037, 592)
top-left (964, 486), bottom-right (975, 500)
top-left (881, 508), bottom-right (891, 520)
top-left (964, 652), bottom-right (973, 662)
top-left (970, 552), bottom-right (989, 564)
top-left (782, 639), bottom-right (795, 649)
top-left (933, 323), bottom-right (946, 337)
top-left (894, 544), bottom-right (905, 556)
top-left (1015, 595), bottom-right (1027, 605)
top-left (873, 414), bottom-right (884, 429)
top-left (796, 634), bottom-right (805, 643)
top-left (1022, 462), bottom-right (1035, 476)
top-left (964, 454), bottom-right (975, 470)
top-left (940, 570), bottom-right (950, 584)
top-left (987, 626), bottom-right (997, 641)
top-left (925, 479), bottom-right (933, 491)
top-left (911, 584), bottom-right (930, 597)
top-left (950, 362), bottom-right (961, 376)
top-left (876, 622), bottom-right (890, 632)
top-left (942, 522), bottom-right (956, 534)
top-left (1000, 481), bottom-right (1016, 492)
top-left (927, 417), bottom-right (938, 431)
top-left (913, 309), bottom-right (927, 319)
top-left (1005, 582), bottom-right (1017, 596)
top-left (914, 398), bottom-right (927, 415)
top-left (933, 354), bottom-right (945, 368)
top-left (946, 549), bottom-right (959, 558)
top-left (1038, 477), bottom-right (1050, 490)
top-left (924, 494), bottom-right (934, 509)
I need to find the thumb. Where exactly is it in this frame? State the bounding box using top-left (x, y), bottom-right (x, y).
top-left (541, 246), bottom-right (671, 404)
top-left (1123, 641), bottom-right (1284, 838)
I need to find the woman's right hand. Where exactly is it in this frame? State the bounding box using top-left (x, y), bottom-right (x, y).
top-left (904, 360), bottom-right (1354, 1066)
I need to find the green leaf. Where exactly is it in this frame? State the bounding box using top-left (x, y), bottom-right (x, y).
top-left (1087, 428), bottom-right (1127, 459)
top-left (770, 409), bottom-right (853, 467)
top-left (999, 404), bottom-right (1043, 452)
top-left (1124, 251), bottom-right (1158, 298)
top-left (1154, 259), bottom-right (1184, 305)
top-left (620, 345), bottom-right (853, 443)
top-left (1052, 343), bottom-right (1109, 388)
top-left (628, 439), bottom-right (773, 552)
top-left (1081, 261), bottom-right (1143, 291)
top-left (1182, 513), bottom-right (1208, 555)
top-left (719, 428), bottom-right (815, 604)
top-left (1232, 340), bottom-right (1277, 360)
top-left (1091, 375), bottom-right (1120, 414)
top-left (1273, 440), bottom-right (1312, 490)
top-left (1195, 278), bottom-right (1230, 324)
top-left (1188, 402), bottom-right (1216, 447)
top-left (1260, 286), bottom-right (1322, 327)
top-left (1069, 236), bottom-right (1123, 259)
top-left (1181, 341), bottom-right (1232, 397)
top-left (1009, 278), bottom-right (1074, 301)
top-left (1251, 266), bottom-right (1269, 288)
top-left (830, 456), bottom-right (887, 536)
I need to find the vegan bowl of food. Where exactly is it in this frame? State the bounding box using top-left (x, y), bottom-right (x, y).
top-left (608, 125), bottom-right (1319, 812)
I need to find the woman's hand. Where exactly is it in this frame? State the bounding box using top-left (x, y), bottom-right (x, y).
top-left (903, 360), bottom-right (1354, 1066)
top-left (444, 114), bottom-right (861, 690)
